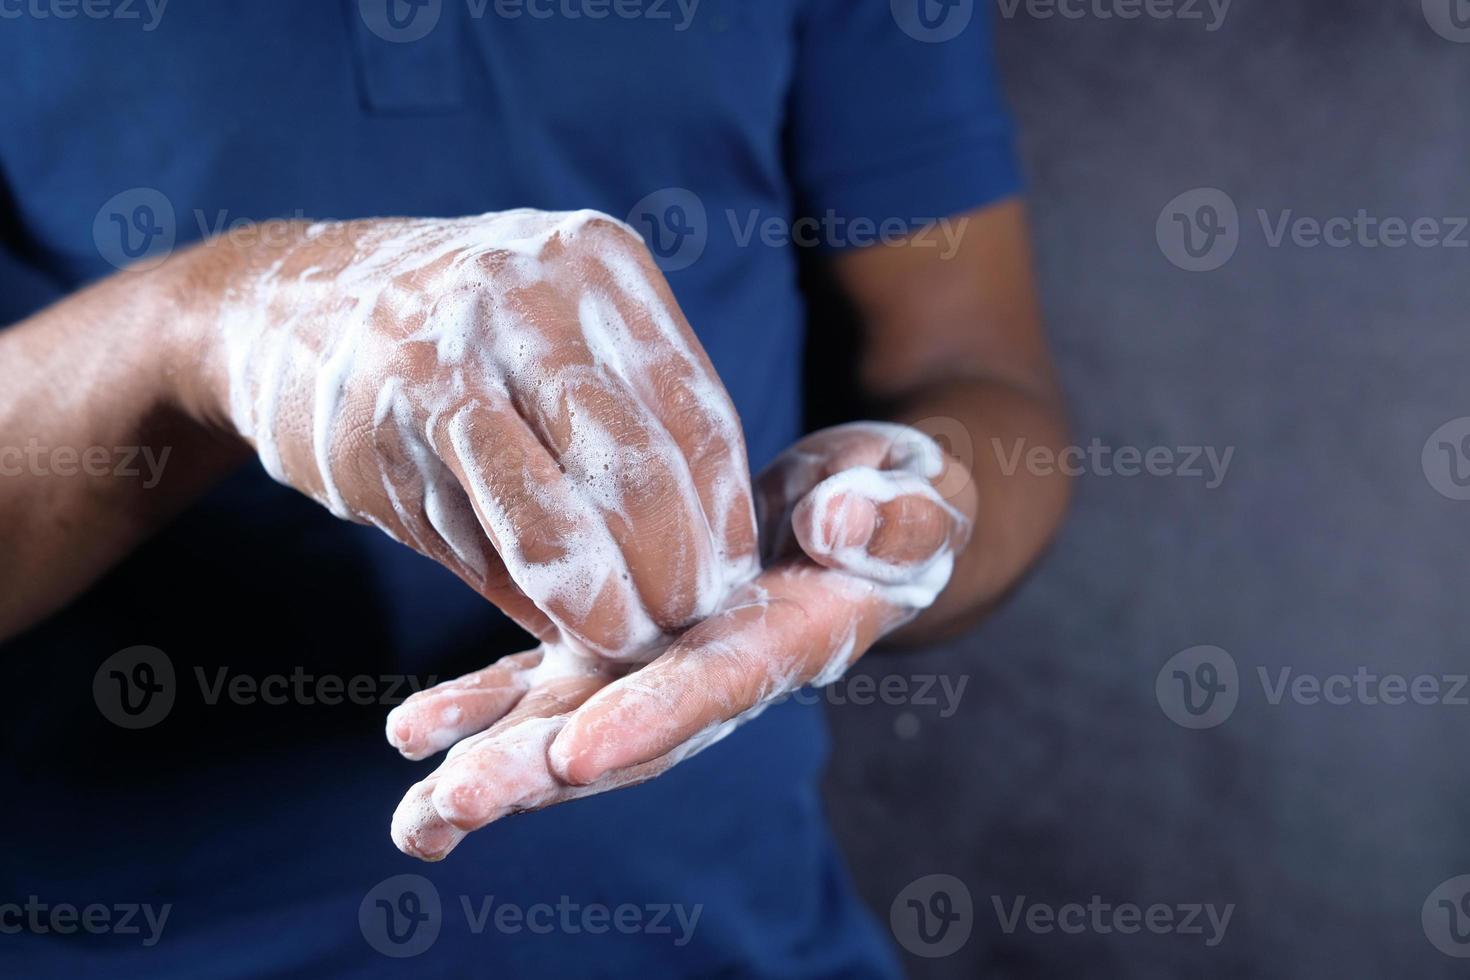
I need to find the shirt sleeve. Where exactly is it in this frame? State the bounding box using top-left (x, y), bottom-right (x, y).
top-left (0, 188), bottom-right (64, 326)
top-left (0, 246), bottom-right (62, 327)
top-left (787, 0), bottom-right (1022, 237)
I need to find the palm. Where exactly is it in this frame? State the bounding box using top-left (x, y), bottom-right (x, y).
top-left (388, 423), bottom-right (965, 861)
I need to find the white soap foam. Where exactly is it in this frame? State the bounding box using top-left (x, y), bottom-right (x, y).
top-left (215, 209), bottom-right (756, 662)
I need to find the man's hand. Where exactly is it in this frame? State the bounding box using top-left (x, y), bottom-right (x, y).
top-left (0, 209), bottom-right (760, 652)
top-left (386, 422), bottom-right (971, 860)
top-left (185, 210), bottom-right (759, 660)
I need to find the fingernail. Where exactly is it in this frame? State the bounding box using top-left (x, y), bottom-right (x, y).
top-left (548, 722), bottom-right (611, 786)
top-left (432, 777), bottom-right (502, 829)
top-left (387, 711), bottom-right (414, 749)
top-left (824, 493), bottom-right (877, 551)
top-left (391, 784), bottom-right (467, 861)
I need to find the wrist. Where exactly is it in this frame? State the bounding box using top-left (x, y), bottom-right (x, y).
top-left (149, 223), bottom-right (307, 436)
top-left (125, 237), bottom-right (258, 476)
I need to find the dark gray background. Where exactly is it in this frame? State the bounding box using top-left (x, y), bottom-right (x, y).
top-left (823, 1), bottom-right (1470, 976)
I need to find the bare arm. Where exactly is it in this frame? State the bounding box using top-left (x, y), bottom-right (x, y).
top-left (0, 261), bottom-right (246, 640)
top-left (831, 197), bottom-right (1072, 641)
top-left (400, 199), bottom-right (1075, 859)
top-left (0, 210), bottom-right (762, 656)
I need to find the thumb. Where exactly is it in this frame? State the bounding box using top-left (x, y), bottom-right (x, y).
top-left (791, 467), bottom-right (967, 584)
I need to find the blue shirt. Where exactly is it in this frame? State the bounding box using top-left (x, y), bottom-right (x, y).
top-left (0, 2), bottom-right (1018, 975)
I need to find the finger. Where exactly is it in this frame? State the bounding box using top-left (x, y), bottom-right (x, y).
top-left (366, 352), bottom-right (561, 644)
top-left (592, 243), bottom-right (760, 591)
top-left (754, 447), bottom-right (828, 563)
top-left (391, 776), bottom-right (468, 862)
top-left (385, 650), bottom-right (542, 761)
top-left (754, 422), bottom-right (945, 558)
top-left (489, 276), bottom-right (722, 642)
top-left (428, 666), bottom-right (617, 832)
top-left (501, 272), bottom-right (737, 631)
top-left (521, 360), bottom-right (718, 633)
top-left (548, 565), bottom-right (908, 786)
top-left (430, 395), bottom-right (661, 660)
top-left (389, 646), bottom-right (609, 860)
top-left (391, 716), bottom-right (685, 861)
top-left (791, 468), bottom-right (967, 581)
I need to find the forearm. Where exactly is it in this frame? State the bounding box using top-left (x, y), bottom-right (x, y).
top-left (0, 259), bottom-right (246, 641)
top-left (886, 373), bottom-right (1071, 642)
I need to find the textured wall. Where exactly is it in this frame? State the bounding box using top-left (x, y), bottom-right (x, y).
top-left (823, 1), bottom-right (1470, 976)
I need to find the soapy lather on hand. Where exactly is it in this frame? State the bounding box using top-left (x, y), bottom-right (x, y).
top-left (386, 411), bottom-right (973, 860)
top-left (200, 209), bottom-right (758, 665)
top-left (189, 203), bottom-right (967, 859)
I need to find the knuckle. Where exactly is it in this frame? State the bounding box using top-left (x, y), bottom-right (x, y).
top-left (655, 373), bottom-right (731, 467)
